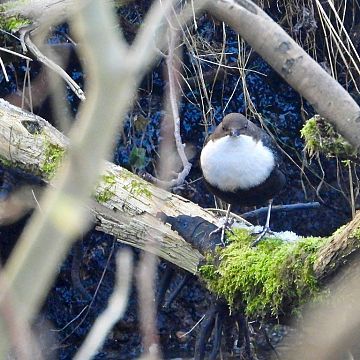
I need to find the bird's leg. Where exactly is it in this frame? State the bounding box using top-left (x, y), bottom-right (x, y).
top-left (251, 199), bottom-right (274, 247)
top-left (224, 203), bottom-right (232, 224)
top-left (221, 203), bottom-right (232, 244)
top-left (264, 198), bottom-right (273, 230)
top-left (209, 204), bottom-right (233, 246)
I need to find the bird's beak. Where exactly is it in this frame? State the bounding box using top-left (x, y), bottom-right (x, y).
top-left (230, 128), bottom-right (241, 137)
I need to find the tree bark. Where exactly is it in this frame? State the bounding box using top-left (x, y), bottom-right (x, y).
top-left (2, 0), bottom-right (114, 24)
top-left (313, 210), bottom-right (360, 283)
top-left (0, 98), bottom-right (209, 274)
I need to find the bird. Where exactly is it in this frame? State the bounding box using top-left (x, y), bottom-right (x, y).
top-left (200, 113), bottom-right (286, 246)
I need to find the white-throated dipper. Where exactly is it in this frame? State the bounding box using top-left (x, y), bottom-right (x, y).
top-left (200, 113), bottom-right (286, 245)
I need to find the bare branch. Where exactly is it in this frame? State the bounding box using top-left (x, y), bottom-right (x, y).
top-left (137, 251), bottom-right (161, 358)
top-left (0, 270), bottom-right (43, 360)
top-left (74, 250), bottom-right (133, 360)
top-left (284, 229), bottom-right (360, 359)
top-left (241, 202), bottom-right (321, 219)
top-left (144, 27), bottom-right (193, 189)
top-left (0, 47), bottom-right (32, 61)
top-left (165, 27), bottom-right (192, 187)
top-left (206, 0), bottom-right (360, 150)
top-left (20, 28), bottom-right (86, 101)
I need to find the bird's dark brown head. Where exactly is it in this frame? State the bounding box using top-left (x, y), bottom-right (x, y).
top-left (211, 113), bottom-right (249, 140)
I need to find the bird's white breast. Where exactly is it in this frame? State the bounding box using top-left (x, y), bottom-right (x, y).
top-left (200, 135), bottom-right (275, 191)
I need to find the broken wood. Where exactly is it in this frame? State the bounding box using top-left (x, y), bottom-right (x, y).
top-left (0, 98), bottom-right (214, 274)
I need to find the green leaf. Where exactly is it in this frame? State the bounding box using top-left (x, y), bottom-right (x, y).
top-left (129, 146), bottom-right (147, 169)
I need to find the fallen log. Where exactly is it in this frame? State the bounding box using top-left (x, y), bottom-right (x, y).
top-left (0, 98), bottom-right (215, 274)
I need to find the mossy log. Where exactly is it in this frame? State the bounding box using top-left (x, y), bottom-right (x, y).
top-left (0, 99), bottom-right (209, 274)
top-left (1, 98), bottom-right (360, 317)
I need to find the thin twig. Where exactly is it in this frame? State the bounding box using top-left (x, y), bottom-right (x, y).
top-left (164, 27), bottom-right (192, 188)
top-left (50, 305), bottom-right (88, 333)
top-left (206, 207), bottom-right (252, 226)
top-left (26, 59), bottom-right (33, 112)
top-left (241, 202), bottom-right (321, 219)
top-left (142, 27), bottom-right (193, 189)
top-left (168, 27), bottom-right (190, 165)
top-left (348, 162), bottom-right (356, 219)
top-left (0, 57), bottom-right (9, 82)
top-left (59, 239), bottom-right (115, 343)
top-left (31, 189), bottom-right (42, 213)
top-left (137, 251), bottom-right (161, 358)
top-left (20, 28), bottom-right (86, 101)
top-left (179, 314), bottom-right (205, 338)
top-left (0, 46), bottom-right (32, 61)
top-left (74, 250), bottom-right (133, 360)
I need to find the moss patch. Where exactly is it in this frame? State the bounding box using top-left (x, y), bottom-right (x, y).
top-left (40, 142), bottom-right (65, 180)
top-left (0, 155), bottom-right (14, 168)
top-left (0, 1), bottom-right (31, 32)
top-left (199, 229), bottom-right (328, 318)
top-left (351, 227), bottom-right (360, 241)
top-left (1, 16), bottom-right (30, 31)
top-left (95, 173), bottom-right (117, 203)
top-left (124, 179), bottom-right (152, 198)
top-left (301, 115), bottom-right (357, 158)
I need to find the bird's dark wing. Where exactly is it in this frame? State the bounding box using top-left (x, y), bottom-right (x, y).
top-left (256, 125), bottom-right (286, 175)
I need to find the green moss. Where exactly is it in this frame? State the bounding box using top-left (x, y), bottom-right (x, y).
top-left (0, 9), bottom-right (31, 32)
top-left (97, 168), bottom-right (153, 201)
top-left (95, 173), bottom-right (117, 203)
top-left (124, 179), bottom-right (152, 198)
top-left (4, 16), bottom-right (30, 31)
top-left (351, 227), bottom-right (360, 240)
top-left (129, 146), bottom-right (147, 169)
top-left (301, 115), bottom-right (357, 158)
top-left (199, 229), bottom-right (328, 318)
top-left (0, 155), bottom-right (13, 168)
top-left (40, 142), bottom-right (65, 179)
top-left (0, 1), bottom-right (32, 34)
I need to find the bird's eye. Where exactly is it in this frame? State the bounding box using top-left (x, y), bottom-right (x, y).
top-left (222, 126), bottom-right (226, 131)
